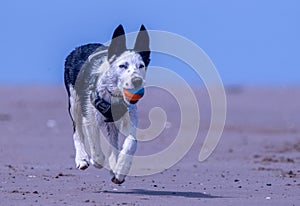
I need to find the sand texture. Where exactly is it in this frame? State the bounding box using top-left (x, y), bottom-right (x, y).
top-left (0, 86), bottom-right (299, 205)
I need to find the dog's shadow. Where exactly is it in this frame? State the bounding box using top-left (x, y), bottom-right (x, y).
top-left (101, 188), bottom-right (222, 199)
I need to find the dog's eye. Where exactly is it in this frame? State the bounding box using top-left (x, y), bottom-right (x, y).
top-left (139, 64), bottom-right (145, 69)
top-left (119, 64), bottom-right (128, 69)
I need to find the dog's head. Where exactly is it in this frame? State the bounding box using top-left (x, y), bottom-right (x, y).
top-left (104, 25), bottom-right (150, 105)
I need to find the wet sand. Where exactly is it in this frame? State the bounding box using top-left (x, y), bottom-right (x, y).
top-left (0, 85), bottom-right (299, 205)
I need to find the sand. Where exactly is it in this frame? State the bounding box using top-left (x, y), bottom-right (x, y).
top-left (0, 85), bottom-right (299, 206)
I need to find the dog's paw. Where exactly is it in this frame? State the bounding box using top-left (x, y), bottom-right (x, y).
top-left (111, 176), bottom-right (125, 185)
top-left (76, 159), bottom-right (89, 170)
top-left (90, 158), bottom-right (104, 169)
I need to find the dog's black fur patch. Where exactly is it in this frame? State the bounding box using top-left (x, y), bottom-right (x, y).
top-left (64, 43), bottom-right (102, 96)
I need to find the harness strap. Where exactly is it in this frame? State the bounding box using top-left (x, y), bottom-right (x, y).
top-left (94, 97), bottom-right (128, 122)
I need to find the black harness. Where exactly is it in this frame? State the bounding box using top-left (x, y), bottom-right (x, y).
top-left (94, 94), bottom-right (128, 122)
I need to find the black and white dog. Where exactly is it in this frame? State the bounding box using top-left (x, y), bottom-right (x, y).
top-left (64, 25), bottom-right (150, 184)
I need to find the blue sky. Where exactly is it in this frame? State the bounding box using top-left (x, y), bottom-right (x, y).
top-left (0, 0), bottom-right (299, 85)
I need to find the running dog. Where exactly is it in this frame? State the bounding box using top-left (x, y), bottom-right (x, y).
top-left (64, 25), bottom-right (150, 184)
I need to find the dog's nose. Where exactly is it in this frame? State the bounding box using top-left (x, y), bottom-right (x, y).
top-left (131, 77), bottom-right (143, 88)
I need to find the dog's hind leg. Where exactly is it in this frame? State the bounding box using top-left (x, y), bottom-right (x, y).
top-left (69, 86), bottom-right (90, 170)
top-left (73, 128), bottom-right (90, 170)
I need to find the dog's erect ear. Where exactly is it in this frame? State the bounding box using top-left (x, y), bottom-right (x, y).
top-left (134, 25), bottom-right (150, 52)
top-left (134, 25), bottom-right (151, 67)
top-left (108, 24), bottom-right (127, 60)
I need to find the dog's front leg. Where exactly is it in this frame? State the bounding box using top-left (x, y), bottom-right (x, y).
top-left (82, 116), bottom-right (105, 169)
top-left (112, 107), bottom-right (138, 184)
top-left (112, 134), bottom-right (137, 184)
top-left (105, 122), bottom-right (119, 173)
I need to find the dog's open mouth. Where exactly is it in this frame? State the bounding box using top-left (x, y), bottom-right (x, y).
top-left (123, 88), bottom-right (144, 104)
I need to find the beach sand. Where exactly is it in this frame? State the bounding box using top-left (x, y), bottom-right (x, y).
top-left (0, 85), bottom-right (299, 205)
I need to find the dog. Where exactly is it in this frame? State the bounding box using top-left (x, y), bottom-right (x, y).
top-left (64, 25), bottom-right (150, 184)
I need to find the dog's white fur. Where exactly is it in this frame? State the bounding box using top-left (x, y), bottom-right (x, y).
top-left (65, 25), bottom-right (150, 184)
top-left (69, 51), bottom-right (146, 183)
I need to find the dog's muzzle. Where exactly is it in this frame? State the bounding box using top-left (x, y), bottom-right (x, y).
top-left (131, 76), bottom-right (143, 88)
